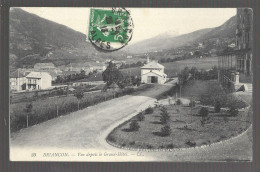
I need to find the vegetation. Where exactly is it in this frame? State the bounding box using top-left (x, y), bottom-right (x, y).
top-left (199, 107), bottom-right (209, 127)
top-left (159, 106), bottom-right (170, 124)
top-left (107, 98), bottom-right (251, 150)
top-left (136, 112), bottom-right (145, 121)
top-left (129, 120), bottom-right (140, 131)
top-left (54, 70), bottom-right (98, 84)
top-left (102, 61), bottom-right (124, 87)
top-left (214, 101), bottom-right (221, 113)
top-left (10, 84), bottom-right (154, 132)
top-left (160, 125), bottom-right (171, 137)
top-left (144, 107), bottom-right (154, 114)
top-left (74, 86), bottom-right (84, 110)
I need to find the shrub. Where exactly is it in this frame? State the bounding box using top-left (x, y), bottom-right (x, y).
top-left (145, 107), bottom-right (154, 114)
top-left (229, 107), bottom-right (239, 116)
top-left (166, 144), bottom-right (175, 149)
top-left (161, 125), bottom-right (171, 136)
top-left (176, 99), bottom-right (182, 105)
top-left (160, 106), bottom-right (170, 124)
top-left (214, 101), bottom-right (221, 113)
top-left (129, 141), bottom-right (135, 145)
top-left (199, 107), bottom-right (209, 126)
top-left (136, 112), bottom-right (145, 121)
top-left (189, 100), bottom-right (196, 107)
top-left (146, 144), bottom-right (153, 149)
top-left (185, 140), bottom-right (196, 147)
top-left (199, 107), bottom-right (209, 118)
top-left (107, 135), bottom-right (116, 142)
top-left (129, 120), bottom-right (140, 131)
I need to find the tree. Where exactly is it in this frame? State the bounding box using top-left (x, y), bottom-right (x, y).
top-left (190, 67), bottom-right (198, 80)
top-left (161, 125), bottom-right (171, 136)
top-left (80, 70), bottom-right (86, 79)
top-left (160, 106), bottom-right (170, 124)
top-left (214, 101), bottom-right (221, 113)
top-left (74, 86), bottom-right (84, 110)
top-left (129, 120), bottom-right (140, 131)
top-left (199, 107), bottom-right (209, 127)
top-left (102, 61), bottom-right (124, 86)
top-left (24, 103), bottom-right (33, 128)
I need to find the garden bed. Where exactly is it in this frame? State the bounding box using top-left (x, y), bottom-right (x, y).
top-left (106, 103), bottom-right (251, 150)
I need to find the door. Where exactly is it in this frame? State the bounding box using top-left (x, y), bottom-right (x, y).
top-left (151, 76), bottom-right (158, 83)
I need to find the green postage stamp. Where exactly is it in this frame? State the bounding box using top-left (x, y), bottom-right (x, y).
top-left (88, 8), bottom-right (134, 51)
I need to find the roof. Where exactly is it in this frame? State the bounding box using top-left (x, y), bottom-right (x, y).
top-left (26, 72), bottom-right (52, 78)
top-left (10, 70), bottom-right (26, 78)
top-left (141, 61), bottom-right (164, 69)
top-left (34, 63), bottom-right (55, 67)
top-left (142, 71), bottom-right (167, 77)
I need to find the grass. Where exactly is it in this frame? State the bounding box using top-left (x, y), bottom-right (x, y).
top-left (121, 56), bottom-right (219, 78)
top-left (107, 79), bottom-right (252, 149)
top-left (181, 80), bottom-right (221, 99)
top-left (10, 84), bottom-right (154, 132)
top-left (107, 103), bottom-right (251, 149)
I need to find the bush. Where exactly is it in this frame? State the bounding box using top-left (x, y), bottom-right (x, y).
top-left (185, 140), bottom-right (196, 147)
top-left (214, 101), bottom-right (221, 113)
top-left (229, 107), bottom-right (239, 116)
top-left (145, 107), bottom-right (154, 114)
top-left (199, 107), bottom-right (209, 118)
top-left (129, 120), bottom-right (140, 131)
top-left (136, 112), bottom-right (145, 121)
top-left (189, 100), bottom-right (195, 107)
top-left (176, 99), bottom-right (182, 105)
top-left (160, 106), bottom-right (170, 124)
top-left (166, 144), bottom-right (175, 149)
top-left (199, 107), bottom-right (209, 126)
top-left (146, 144), bottom-right (153, 149)
top-left (161, 125), bottom-right (171, 136)
top-left (107, 135), bottom-right (116, 142)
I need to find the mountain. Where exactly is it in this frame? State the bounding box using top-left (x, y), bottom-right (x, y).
top-left (9, 8), bottom-right (122, 70)
top-left (128, 16), bottom-right (236, 54)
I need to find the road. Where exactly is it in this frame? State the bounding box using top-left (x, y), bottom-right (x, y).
top-left (10, 82), bottom-right (252, 162)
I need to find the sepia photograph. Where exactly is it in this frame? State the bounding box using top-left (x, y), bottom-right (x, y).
top-left (9, 7), bottom-right (253, 162)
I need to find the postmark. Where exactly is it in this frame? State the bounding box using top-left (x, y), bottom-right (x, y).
top-left (88, 8), bottom-right (134, 51)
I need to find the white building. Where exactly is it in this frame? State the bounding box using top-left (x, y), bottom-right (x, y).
top-left (141, 58), bottom-right (167, 84)
top-left (10, 70), bottom-right (27, 91)
top-left (26, 72), bottom-right (52, 90)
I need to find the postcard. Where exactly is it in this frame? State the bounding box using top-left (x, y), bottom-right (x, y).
top-left (9, 7), bottom-right (253, 162)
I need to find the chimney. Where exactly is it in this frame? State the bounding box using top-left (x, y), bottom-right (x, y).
top-left (147, 56), bottom-right (150, 63)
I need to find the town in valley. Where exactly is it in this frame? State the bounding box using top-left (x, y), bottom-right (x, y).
top-left (9, 8), bottom-right (253, 162)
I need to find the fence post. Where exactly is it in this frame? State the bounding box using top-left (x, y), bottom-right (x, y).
top-left (26, 115), bottom-right (28, 128)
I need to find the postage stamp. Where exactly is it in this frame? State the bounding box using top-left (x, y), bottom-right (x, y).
top-left (88, 8), bottom-right (134, 51)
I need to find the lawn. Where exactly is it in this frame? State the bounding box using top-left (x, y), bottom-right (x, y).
top-left (107, 79), bottom-right (252, 150)
top-left (107, 102), bottom-right (251, 150)
top-left (121, 56), bottom-right (219, 78)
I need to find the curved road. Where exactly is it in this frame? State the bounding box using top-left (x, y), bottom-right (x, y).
top-left (10, 82), bottom-right (252, 161)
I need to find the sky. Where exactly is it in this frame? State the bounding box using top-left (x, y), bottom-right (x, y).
top-left (21, 8), bottom-right (236, 44)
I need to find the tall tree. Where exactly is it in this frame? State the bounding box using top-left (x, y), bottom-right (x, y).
top-left (102, 61), bottom-right (124, 86)
top-left (24, 103), bottom-right (33, 128)
top-left (74, 86), bottom-right (84, 110)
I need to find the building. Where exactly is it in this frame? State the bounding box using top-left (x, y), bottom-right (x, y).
top-left (34, 63), bottom-right (55, 71)
top-left (10, 70), bottom-right (27, 91)
top-left (218, 8), bottom-right (253, 91)
top-left (26, 72), bottom-right (52, 90)
top-left (236, 8), bottom-right (253, 76)
top-left (141, 57), bottom-right (167, 84)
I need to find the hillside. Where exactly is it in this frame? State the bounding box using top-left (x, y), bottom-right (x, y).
top-left (9, 8), bottom-right (124, 71)
top-left (128, 15), bottom-right (236, 54)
